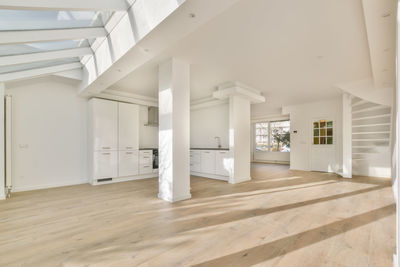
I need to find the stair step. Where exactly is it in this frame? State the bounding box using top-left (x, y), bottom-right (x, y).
top-left (352, 102), bottom-right (378, 111)
top-left (352, 125), bottom-right (390, 132)
top-left (352, 113), bottom-right (391, 121)
top-left (352, 140), bottom-right (389, 147)
top-left (352, 116), bottom-right (391, 126)
top-left (352, 105), bottom-right (390, 114)
top-left (352, 107), bottom-right (391, 119)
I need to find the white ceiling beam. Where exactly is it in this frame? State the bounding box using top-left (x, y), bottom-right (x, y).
top-left (0, 0), bottom-right (129, 11)
top-left (52, 69), bottom-right (83, 81)
top-left (0, 47), bottom-right (92, 67)
top-left (0, 62), bottom-right (82, 82)
top-left (0, 27), bottom-right (107, 45)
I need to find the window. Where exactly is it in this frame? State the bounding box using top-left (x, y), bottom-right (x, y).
top-left (313, 120), bottom-right (333, 145)
top-left (255, 122), bottom-right (269, 151)
top-left (255, 120), bottom-right (290, 152)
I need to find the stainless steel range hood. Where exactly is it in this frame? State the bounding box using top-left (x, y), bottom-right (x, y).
top-left (144, 106), bottom-right (158, 127)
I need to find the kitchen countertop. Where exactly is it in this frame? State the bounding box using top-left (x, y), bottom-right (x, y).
top-left (190, 148), bottom-right (230, 151)
top-left (139, 148), bottom-right (158, 150)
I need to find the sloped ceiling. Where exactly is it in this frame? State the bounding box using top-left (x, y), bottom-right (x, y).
top-left (111, 0), bottom-right (375, 117)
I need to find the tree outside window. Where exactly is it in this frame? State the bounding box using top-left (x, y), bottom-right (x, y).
top-left (255, 120), bottom-right (290, 152)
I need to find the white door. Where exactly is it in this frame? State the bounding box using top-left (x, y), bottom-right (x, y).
top-left (118, 102), bottom-right (139, 151)
top-left (91, 99), bottom-right (118, 151)
top-left (311, 119), bottom-right (336, 172)
top-left (119, 150), bottom-right (139, 177)
top-left (201, 151), bottom-right (216, 174)
top-left (93, 151), bottom-right (118, 179)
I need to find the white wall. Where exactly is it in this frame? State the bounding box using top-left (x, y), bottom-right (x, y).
top-left (5, 77), bottom-right (88, 192)
top-left (283, 98), bottom-right (343, 172)
top-left (139, 105), bottom-right (158, 148)
top-left (190, 103), bottom-right (229, 148)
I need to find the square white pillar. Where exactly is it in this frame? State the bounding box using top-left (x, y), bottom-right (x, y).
top-left (0, 83), bottom-right (5, 200)
top-left (158, 58), bottom-right (191, 202)
top-left (229, 95), bottom-right (251, 184)
top-left (342, 92), bottom-right (352, 178)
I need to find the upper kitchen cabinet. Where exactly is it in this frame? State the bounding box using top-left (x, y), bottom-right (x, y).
top-left (89, 98), bottom-right (118, 151)
top-left (119, 102), bottom-right (139, 151)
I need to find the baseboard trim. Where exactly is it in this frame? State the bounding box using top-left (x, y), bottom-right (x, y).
top-left (158, 193), bottom-right (192, 203)
top-left (252, 160), bottom-right (290, 165)
top-left (229, 177), bottom-right (251, 184)
top-left (190, 172), bottom-right (228, 181)
top-left (13, 179), bottom-right (89, 192)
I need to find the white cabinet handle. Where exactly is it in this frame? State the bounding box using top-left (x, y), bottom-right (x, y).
top-left (126, 147), bottom-right (133, 149)
top-left (143, 156), bottom-right (150, 159)
top-left (126, 152), bottom-right (133, 154)
top-left (102, 147), bottom-right (111, 149)
top-left (102, 152), bottom-right (111, 155)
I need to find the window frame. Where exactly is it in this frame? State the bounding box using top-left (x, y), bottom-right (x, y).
top-left (254, 119), bottom-right (290, 153)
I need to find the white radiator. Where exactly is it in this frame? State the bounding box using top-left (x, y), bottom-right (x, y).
top-left (5, 95), bottom-right (12, 195)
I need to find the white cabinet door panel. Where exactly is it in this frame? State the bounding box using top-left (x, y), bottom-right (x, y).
top-left (119, 103), bottom-right (139, 151)
top-left (139, 164), bottom-right (153, 174)
top-left (201, 151), bottom-right (216, 174)
top-left (119, 150), bottom-right (139, 177)
top-left (91, 99), bottom-right (118, 151)
top-left (216, 151), bottom-right (232, 176)
top-left (93, 151), bottom-right (118, 179)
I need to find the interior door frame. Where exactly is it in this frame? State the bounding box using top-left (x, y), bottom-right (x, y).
top-left (309, 116), bottom-right (336, 172)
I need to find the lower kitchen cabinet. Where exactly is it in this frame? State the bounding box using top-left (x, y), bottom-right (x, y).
top-left (119, 150), bottom-right (139, 177)
top-left (93, 151), bottom-right (118, 179)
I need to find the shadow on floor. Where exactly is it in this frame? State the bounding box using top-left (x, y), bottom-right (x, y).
top-left (192, 204), bottom-right (395, 267)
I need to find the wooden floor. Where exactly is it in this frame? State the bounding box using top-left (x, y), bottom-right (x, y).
top-left (0, 164), bottom-right (395, 267)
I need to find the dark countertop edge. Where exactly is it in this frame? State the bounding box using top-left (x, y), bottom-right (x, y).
top-left (190, 148), bottom-right (230, 151)
top-left (139, 148), bottom-right (158, 150)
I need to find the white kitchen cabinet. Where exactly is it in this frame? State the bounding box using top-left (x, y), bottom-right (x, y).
top-left (201, 150), bottom-right (216, 174)
top-left (118, 102), bottom-right (139, 151)
top-left (139, 150), bottom-right (153, 174)
top-left (93, 151), bottom-right (118, 179)
top-left (216, 151), bottom-right (232, 176)
top-left (118, 150), bottom-right (139, 177)
top-left (190, 150), bottom-right (201, 172)
top-left (90, 98), bottom-right (118, 151)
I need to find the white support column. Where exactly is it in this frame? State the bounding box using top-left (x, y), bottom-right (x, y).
top-left (0, 83), bottom-right (5, 200)
top-left (229, 95), bottom-right (251, 184)
top-left (213, 82), bottom-right (265, 184)
top-left (342, 92), bottom-right (352, 178)
top-left (158, 58), bottom-right (191, 202)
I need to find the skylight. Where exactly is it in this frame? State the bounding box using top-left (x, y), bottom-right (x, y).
top-left (0, 5), bottom-right (122, 80)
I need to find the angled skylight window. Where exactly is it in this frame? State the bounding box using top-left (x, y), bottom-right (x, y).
top-left (0, 40), bottom-right (90, 56)
top-left (0, 10), bottom-right (114, 30)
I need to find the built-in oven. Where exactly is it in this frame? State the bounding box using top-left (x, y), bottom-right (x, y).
top-left (152, 149), bottom-right (158, 170)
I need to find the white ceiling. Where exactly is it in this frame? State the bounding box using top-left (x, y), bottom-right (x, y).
top-left (110, 0), bottom-right (375, 116)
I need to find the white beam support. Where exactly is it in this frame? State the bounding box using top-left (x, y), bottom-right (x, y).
top-left (342, 93), bottom-right (352, 178)
top-left (0, 62), bottom-right (82, 82)
top-left (0, 47), bottom-right (92, 67)
top-left (0, 28), bottom-right (107, 44)
top-left (158, 58), bottom-right (191, 202)
top-left (0, 0), bottom-right (129, 11)
top-left (0, 82), bottom-right (5, 200)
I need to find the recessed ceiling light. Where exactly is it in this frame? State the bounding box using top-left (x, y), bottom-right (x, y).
top-left (117, 69), bottom-right (122, 73)
top-left (189, 13), bottom-right (196, 18)
top-left (381, 12), bottom-right (391, 18)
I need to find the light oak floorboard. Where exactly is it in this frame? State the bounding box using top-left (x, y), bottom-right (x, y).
top-left (0, 163), bottom-right (395, 267)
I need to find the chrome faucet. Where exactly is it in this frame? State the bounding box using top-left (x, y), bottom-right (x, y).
top-left (215, 136), bottom-right (221, 149)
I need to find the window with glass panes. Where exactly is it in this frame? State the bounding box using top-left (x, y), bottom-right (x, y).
top-left (313, 120), bottom-right (333, 145)
top-left (255, 123), bottom-right (269, 151)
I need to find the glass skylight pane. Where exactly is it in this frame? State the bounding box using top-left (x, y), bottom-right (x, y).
top-left (0, 40), bottom-right (89, 56)
top-left (0, 10), bottom-right (114, 30)
top-left (0, 58), bottom-right (80, 75)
